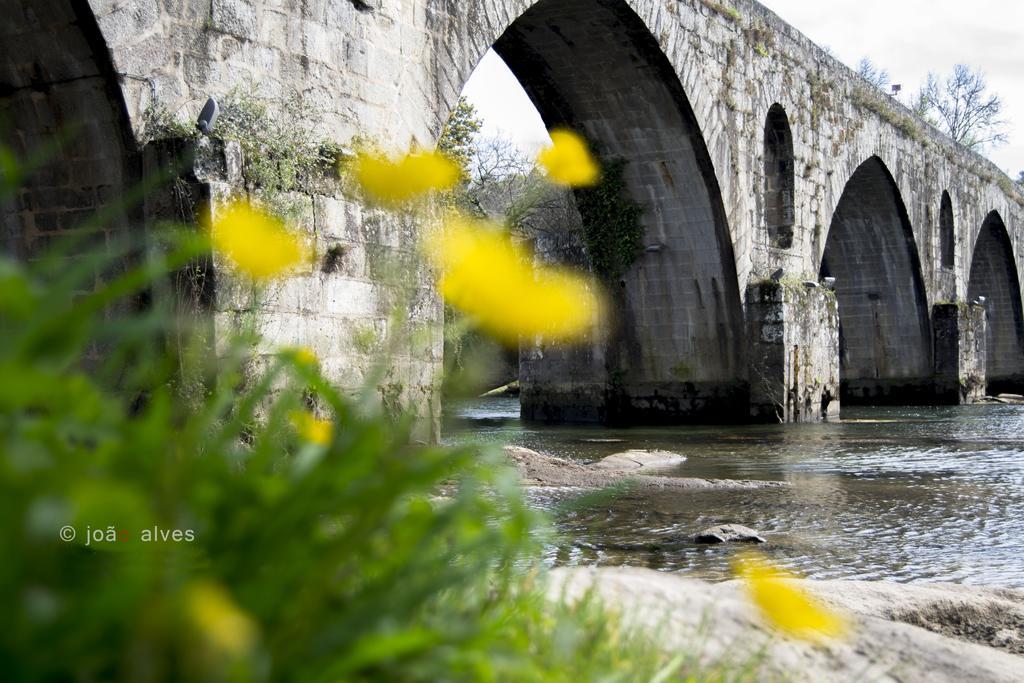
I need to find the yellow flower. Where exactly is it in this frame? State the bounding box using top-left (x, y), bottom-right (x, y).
top-left (734, 554), bottom-right (847, 641)
top-left (287, 346), bottom-right (318, 367)
top-left (185, 581), bottom-right (257, 658)
top-left (209, 201), bottom-right (308, 281)
top-left (352, 149), bottom-right (460, 206)
top-left (289, 410), bottom-right (333, 446)
top-left (425, 216), bottom-right (603, 345)
top-left (537, 129), bottom-right (600, 187)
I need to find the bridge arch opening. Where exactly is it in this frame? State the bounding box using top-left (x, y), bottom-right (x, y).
top-left (0, 1), bottom-right (137, 261)
top-left (939, 191), bottom-right (955, 269)
top-left (451, 0), bottom-right (746, 424)
top-left (763, 103), bottom-right (795, 249)
top-left (968, 211), bottom-right (1024, 394)
top-left (820, 156), bottom-right (933, 405)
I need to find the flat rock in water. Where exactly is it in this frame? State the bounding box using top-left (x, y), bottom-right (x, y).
top-left (694, 523), bottom-right (766, 544)
top-left (591, 449), bottom-right (686, 472)
top-left (503, 445), bottom-right (786, 490)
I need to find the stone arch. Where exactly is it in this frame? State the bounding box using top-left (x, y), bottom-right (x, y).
top-left (0, 0), bottom-right (136, 260)
top-left (763, 103), bottom-right (795, 248)
top-left (820, 156), bottom-right (933, 404)
top-left (465, 0), bottom-right (746, 423)
top-left (939, 190), bottom-right (955, 269)
top-left (968, 211), bottom-right (1024, 394)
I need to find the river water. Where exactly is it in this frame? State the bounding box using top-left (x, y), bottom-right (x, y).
top-left (447, 397), bottom-right (1024, 587)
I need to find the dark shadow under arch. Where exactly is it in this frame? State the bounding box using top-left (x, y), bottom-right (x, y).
top-left (763, 103), bottom-right (795, 248)
top-left (820, 156), bottom-right (934, 404)
top-left (0, 0), bottom-right (137, 259)
top-left (968, 211), bottom-right (1024, 393)
top-left (485, 0), bottom-right (746, 423)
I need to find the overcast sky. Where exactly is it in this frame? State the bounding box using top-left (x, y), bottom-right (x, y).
top-left (462, 0), bottom-right (1023, 176)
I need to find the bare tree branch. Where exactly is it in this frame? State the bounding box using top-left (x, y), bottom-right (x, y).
top-left (914, 64), bottom-right (1009, 152)
top-left (857, 57), bottom-right (890, 91)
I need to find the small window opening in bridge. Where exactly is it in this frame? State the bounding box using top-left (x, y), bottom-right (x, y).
top-left (939, 190), bottom-right (955, 269)
top-left (764, 104), bottom-right (795, 249)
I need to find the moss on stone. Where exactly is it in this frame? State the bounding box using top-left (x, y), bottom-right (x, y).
top-left (574, 158), bottom-right (644, 284)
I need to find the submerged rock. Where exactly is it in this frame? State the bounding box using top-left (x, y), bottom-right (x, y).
top-left (694, 523), bottom-right (767, 544)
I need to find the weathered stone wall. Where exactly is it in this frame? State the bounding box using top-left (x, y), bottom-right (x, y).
top-left (3, 0), bottom-right (1024, 427)
top-left (933, 303), bottom-right (986, 404)
top-left (746, 281), bottom-right (839, 422)
top-left (140, 138), bottom-right (442, 442)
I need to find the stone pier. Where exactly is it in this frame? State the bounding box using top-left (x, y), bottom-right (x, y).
top-left (932, 303), bottom-right (987, 404)
top-left (746, 281), bottom-right (840, 423)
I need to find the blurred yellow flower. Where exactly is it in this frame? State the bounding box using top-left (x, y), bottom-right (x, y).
top-left (290, 410), bottom-right (333, 446)
top-left (185, 581), bottom-right (257, 658)
top-left (353, 149), bottom-right (460, 206)
top-left (288, 346), bottom-right (318, 367)
top-left (538, 129), bottom-right (600, 187)
top-left (425, 216), bottom-right (603, 345)
top-left (209, 201), bottom-right (308, 281)
top-left (734, 554), bottom-right (847, 641)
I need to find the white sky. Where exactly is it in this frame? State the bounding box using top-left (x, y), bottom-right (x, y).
top-left (461, 0), bottom-right (1024, 176)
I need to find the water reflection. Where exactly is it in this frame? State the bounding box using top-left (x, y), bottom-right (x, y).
top-left (446, 398), bottom-right (1024, 586)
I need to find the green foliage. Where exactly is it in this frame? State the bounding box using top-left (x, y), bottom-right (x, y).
top-left (850, 86), bottom-right (923, 142)
top-left (744, 20), bottom-right (774, 58)
top-left (215, 90), bottom-right (340, 197)
top-left (142, 91), bottom-right (342, 219)
top-left (997, 175), bottom-right (1014, 197)
top-left (0, 231), bottom-right (693, 682)
top-left (700, 0), bottom-right (742, 22)
top-left (0, 122), bottom-right (695, 678)
top-left (141, 102), bottom-right (199, 144)
top-left (574, 158), bottom-right (644, 284)
top-left (438, 96), bottom-right (483, 176)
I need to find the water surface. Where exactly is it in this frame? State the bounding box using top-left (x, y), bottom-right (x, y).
top-left (447, 397), bottom-right (1024, 587)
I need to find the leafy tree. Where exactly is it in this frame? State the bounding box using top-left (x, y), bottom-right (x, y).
top-left (1017, 171), bottom-right (1024, 187)
top-left (438, 96), bottom-right (483, 175)
top-left (913, 65), bottom-right (1008, 151)
top-left (856, 57), bottom-right (890, 91)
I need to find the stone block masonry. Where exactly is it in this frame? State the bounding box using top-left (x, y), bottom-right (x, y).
top-left (3, 0), bottom-right (1024, 429)
top-left (932, 303), bottom-right (986, 404)
top-left (140, 138), bottom-right (442, 443)
top-left (746, 281), bottom-right (840, 423)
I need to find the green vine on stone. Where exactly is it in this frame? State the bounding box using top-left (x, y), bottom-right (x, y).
top-left (574, 158), bottom-right (644, 284)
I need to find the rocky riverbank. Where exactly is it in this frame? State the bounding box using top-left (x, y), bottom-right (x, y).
top-left (550, 566), bottom-right (1024, 682)
top-left (504, 445), bottom-right (787, 490)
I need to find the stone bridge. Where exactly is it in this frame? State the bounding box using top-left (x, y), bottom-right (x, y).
top-left (3, 0), bottom-right (1023, 434)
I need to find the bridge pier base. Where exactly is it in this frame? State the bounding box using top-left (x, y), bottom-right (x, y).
top-left (745, 281), bottom-right (840, 423)
top-left (933, 303), bottom-right (987, 403)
